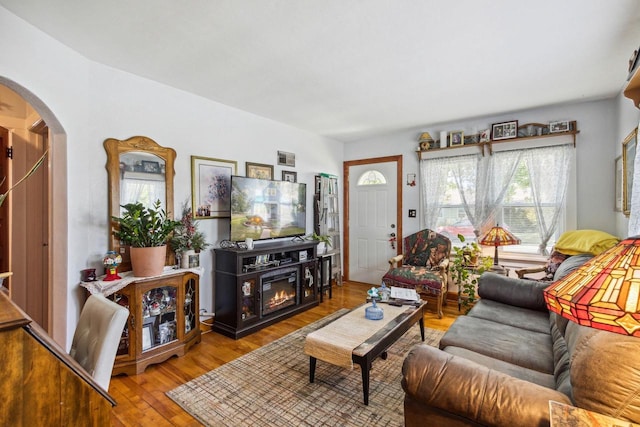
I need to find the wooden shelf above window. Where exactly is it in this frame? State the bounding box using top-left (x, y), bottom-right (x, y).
top-left (416, 122), bottom-right (578, 160)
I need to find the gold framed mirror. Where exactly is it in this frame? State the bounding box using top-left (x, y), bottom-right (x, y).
top-left (105, 136), bottom-right (176, 272)
top-left (623, 128), bottom-right (638, 217)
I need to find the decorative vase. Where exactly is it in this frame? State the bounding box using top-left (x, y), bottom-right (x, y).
top-left (181, 249), bottom-right (197, 269)
top-left (130, 245), bottom-right (167, 277)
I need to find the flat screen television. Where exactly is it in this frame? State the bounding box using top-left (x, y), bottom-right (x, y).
top-left (230, 175), bottom-right (307, 242)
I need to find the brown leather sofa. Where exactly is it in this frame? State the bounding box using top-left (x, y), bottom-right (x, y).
top-left (402, 268), bottom-right (640, 426)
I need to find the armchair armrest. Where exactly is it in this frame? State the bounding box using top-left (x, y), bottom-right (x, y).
top-left (516, 266), bottom-right (546, 279)
top-left (402, 345), bottom-right (571, 427)
top-left (478, 272), bottom-right (550, 311)
top-left (388, 254), bottom-right (404, 268)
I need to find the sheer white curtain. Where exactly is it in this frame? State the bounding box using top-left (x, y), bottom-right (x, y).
top-left (461, 151), bottom-right (521, 236)
top-left (524, 144), bottom-right (574, 255)
top-left (121, 179), bottom-right (165, 211)
top-left (420, 155), bottom-right (477, 230)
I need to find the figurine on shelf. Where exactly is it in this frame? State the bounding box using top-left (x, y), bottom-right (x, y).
top-left (103, 250), bottom-right (122, 281)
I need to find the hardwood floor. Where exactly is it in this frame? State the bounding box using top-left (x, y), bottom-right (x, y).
top-left (109, 281), bottom-right (460, 426)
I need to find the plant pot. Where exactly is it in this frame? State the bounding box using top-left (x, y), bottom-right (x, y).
top-left (130, 245), bottom-right (167, 277)
top-left (317, 242), bottom-right (326, 255)
top-left (181, 249), bottom-right (199, 269)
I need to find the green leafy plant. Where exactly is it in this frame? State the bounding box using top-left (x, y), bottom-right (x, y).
top-left (306, 232), bottom-right (332, 247)
top-left (449, 234), bottom-right (493, 313)
top-left (170, 201), bottom-right (209, 253)
top-left (112, 200), bottom-right (180, 247)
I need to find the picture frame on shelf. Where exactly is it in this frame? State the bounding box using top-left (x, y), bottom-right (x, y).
top-left (142, 323), bottom-right (153, 351)
top-left (246, 162), bottom-right (274, 180)
top-left (277, 151), bottom-right (295, 167)
top-left (491, 121), bottom-right (518, 140)
top-left (622, 128), bottom-right (638, 216)
top-left (191, 155), bottom-right (238, 219)
top-left (449, 131), bottom-right (464, 147)
top-left (282, 170), bottom-right (297, 183)
top-left (479, 129), bottom-right (491, 142)
top-left (615, 155), bottom-right (623, 212)
top-left (549, 120), bottom-right (570, 133)
top-left (141, 160), bottom-right (161, 173)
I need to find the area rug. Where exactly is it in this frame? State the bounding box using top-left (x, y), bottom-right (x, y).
top-left (167, 309), bottom-right (444, 426)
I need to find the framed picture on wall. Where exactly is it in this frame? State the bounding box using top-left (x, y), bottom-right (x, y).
top-left (191, 156), bottom-right (238, 219)
top-left (246, 162), bottom-right (274, 180)
top-left (623, 128), bottom-right (638, 217)
top-left (282, 170), bottom-right (297, 182)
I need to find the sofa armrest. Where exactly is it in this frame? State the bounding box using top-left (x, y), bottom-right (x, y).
top-left (478, 272), bottom-right (550, 311)
top-left (402, 345), bottom-right (572, 427)
top-left (389, 254), bottom-right (404, 268)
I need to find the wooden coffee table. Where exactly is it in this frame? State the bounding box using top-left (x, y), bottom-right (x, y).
top-left (305, 300), bottom-right (426, 405)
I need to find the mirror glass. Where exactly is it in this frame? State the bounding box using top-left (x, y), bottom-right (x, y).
top-left (105, 136), bottom-right (176, 272)
top-left (119, 152), bottom-right (166, 212)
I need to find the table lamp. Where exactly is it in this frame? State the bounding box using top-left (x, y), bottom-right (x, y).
top-left (544, 236), bottom-right (640, 336)
top-left (479, 224), bottom-right (520, 274)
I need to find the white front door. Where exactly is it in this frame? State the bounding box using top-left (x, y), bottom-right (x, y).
top-left (348, 161), bottom-right (398, 284)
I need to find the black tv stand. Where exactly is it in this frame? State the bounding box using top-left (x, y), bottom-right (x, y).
top-left (213, 240), bottom-right (319, 339)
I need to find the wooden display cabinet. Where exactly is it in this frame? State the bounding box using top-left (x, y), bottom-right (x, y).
top-left (107, 270), bottom-right (201, 375)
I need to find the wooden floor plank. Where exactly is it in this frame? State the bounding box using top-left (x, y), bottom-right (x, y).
top-left (109, 281), bottom-right (460, 425)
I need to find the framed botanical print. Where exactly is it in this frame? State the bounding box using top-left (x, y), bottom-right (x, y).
top-left (191, 156), bottom-right (237, 219)
top-left (246, 162), bottom-right (273, 180)
top-left (623, 128), bottom-right (638, 217)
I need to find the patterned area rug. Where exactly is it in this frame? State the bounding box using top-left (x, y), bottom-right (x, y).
top-left (167, 309), bottom-right (444, 426)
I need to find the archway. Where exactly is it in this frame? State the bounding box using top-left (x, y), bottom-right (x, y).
top-left (0, 76), bottom-right (68, 344)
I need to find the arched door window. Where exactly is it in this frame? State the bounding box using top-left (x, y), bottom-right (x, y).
top-left (356, 170), bottom-right (387, 186)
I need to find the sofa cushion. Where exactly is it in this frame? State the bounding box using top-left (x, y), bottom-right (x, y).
top-left (439, 315), bottom-right (554, 374)
top-left (566, 322), bottom-right (640, 423)
top-left (467, 299), bottom-right (550, 334)
top-left (443, 346), bottom-right (556, 390)
top-left (478, 273), bottom-right (549, 311)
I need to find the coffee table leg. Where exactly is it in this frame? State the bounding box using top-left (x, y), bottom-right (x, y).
top-left (309, 357), bottom-right (316, 383)
top-left (419, 317), bottom-right (425, 341)
top-left (359, 361), bottom-right (371, 405)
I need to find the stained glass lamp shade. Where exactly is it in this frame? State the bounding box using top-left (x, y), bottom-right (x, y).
top-left (479, 225), bottom-right (520, 272)
top-left (544, 236), bottom-right (640, 336)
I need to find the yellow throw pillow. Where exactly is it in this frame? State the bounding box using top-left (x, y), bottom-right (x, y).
top-left (554, 229), bottom-right (619, 256)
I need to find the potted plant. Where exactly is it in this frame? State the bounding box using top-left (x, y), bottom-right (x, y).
top-left (449, 234), bottom-right (493, 313)
top-left (112, 200), bottom-right (180, 277)
top-left (170, 201), bottom-right (209, 269)
top-left (306, 232), bottom-right (332, 255)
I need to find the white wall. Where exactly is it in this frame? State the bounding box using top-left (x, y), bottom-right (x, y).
top-left (0, 6), bottom-right (344, 347)
top-left (614, 90), bottom-right (640, 238)
top-left (345, 99), bottom-right (620, 238)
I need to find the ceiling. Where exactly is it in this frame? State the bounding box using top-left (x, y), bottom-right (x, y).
top-left (2, 0), bottom-right (640, 142)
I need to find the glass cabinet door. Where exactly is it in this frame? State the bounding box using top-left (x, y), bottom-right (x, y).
top-left (239, 276), bottom-right (258, 324)
top-left (184, 274), bottom-right (198, 337)
top-left (141, 285), bottom-right (178, 352)
top-left (108, 290), bottom-right (132, 358)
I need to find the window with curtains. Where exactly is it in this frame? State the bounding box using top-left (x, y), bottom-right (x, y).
top-left (420, 144), bottom-right (574, 255)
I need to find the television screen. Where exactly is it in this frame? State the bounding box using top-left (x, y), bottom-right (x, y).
top-left (230, 176), bottom-right (307, 242)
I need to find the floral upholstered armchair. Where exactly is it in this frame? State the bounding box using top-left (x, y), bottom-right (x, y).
top-left (382, 229), bottom-right (451, 318)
